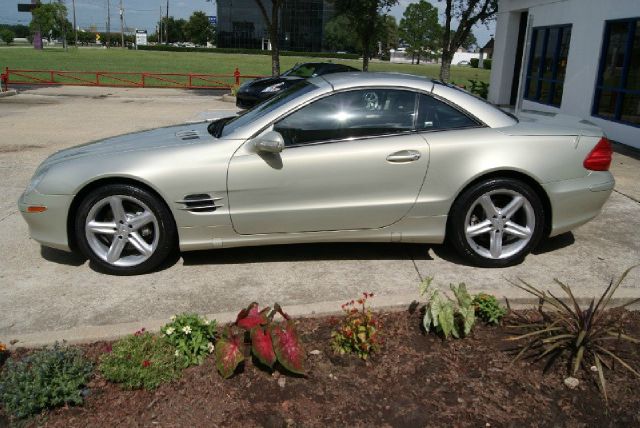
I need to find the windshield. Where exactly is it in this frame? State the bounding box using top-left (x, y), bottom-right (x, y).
top-left (220, 81), bottom-right (316, 137)
top-left (283, 64), bottom-right (319, 78)
top-left (436, 81), bottom-right (519, 123)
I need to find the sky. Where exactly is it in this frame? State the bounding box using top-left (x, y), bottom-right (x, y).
top-left (2, 0), bottom-right (495, 46)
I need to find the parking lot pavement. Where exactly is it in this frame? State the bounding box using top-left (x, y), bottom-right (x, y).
top-left (1, 86), bottom-right (639, 345)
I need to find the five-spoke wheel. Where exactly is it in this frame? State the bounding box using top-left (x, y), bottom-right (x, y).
top-left (449, 178), bottom-right (545, 267)
top-left (75, 184), bottom-right (176, 275)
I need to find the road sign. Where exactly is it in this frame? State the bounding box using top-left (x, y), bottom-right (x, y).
top-left (17, 3), bottom-right (38, 12)
top-left (135, 30), bottom-right (148, 46)
top-left (208, 16), bottom-right (217, 25)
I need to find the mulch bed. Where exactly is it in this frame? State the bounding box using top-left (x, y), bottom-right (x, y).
top-left (1, 309), bottom-right (639, 427)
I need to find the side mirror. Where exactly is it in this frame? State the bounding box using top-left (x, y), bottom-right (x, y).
top-left (252, 130), bottom-right (284, 154)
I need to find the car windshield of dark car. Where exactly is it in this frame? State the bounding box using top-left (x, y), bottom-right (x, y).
top-left (218, 81), bottom-right (316, 138)
top-left (283, 64), bottom-right (319, 78)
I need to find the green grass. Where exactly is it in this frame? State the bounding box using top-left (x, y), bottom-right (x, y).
top-left (0, 47), bottom-right (490, 86)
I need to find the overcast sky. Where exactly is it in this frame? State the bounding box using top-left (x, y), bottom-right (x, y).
top-left (2, 0), bottom-right (495, 46)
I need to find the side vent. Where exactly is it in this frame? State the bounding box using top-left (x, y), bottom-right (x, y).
top-left (176, 130), bottom-right (200, 141)
top-left (176, 193), bottom-right (223, 213)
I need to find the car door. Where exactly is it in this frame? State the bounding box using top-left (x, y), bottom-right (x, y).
top-left (227, 88), bottom-right (430, 235)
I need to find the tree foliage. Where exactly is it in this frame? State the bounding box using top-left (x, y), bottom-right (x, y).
top-left (329, 0), bottom-right (398, 71)
top-left (439, 0), bottom-right (497, 82)
top-left (184, 11), bottom-right (215, 46)
top-left (30, 3), bottom-right (69, 41)
top-left (0, 29), bottom-right (15, 45)
top-left (399, 0), bottom-right (441, 64)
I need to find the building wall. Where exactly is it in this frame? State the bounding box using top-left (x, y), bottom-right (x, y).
top-left (489, 0), bottom-right (640, 148)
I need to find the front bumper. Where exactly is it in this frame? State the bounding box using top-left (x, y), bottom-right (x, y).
top-left (544, 171), bottom-right (615, 237)
top-left (18, 190), bottom-right (74, 251)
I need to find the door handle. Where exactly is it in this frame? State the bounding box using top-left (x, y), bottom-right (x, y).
top-left (386, 150), bottom-right (421, 163)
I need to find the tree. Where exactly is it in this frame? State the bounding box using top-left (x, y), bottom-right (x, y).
top-left (399, 0), bottom-right (441, 64)
top-left (330, 0), bottom-right (398, 71)
top-left (184, 11), bottom-right (215, 46)
top-left (0, 29), bottom-right (15, 46)
top-left (158, 17), bottom-right (187, 43)
top-left (254, 0), bottom-right (284, 77)
top-left (439, 0), bottom-right (497, 82)
top-left (324, 15), bottom-right (359, 53)
top-left (380, 15), bottom-right (399, 57)
top-left (30, 3), bottom-right (69, 48)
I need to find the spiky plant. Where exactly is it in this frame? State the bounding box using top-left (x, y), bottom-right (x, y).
top-left (506, 265), bottom-right (639, 403)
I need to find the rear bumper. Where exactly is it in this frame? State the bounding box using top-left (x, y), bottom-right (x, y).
top-left (543, 171), bottom-right (614, 237)
top-left (18, 190), bottom-right (73, 251)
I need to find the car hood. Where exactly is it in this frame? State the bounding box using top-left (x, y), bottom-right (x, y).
top-left (240, 75), bottom-right (302, 91)
top-left (40, 123), bottom-right (212, 168)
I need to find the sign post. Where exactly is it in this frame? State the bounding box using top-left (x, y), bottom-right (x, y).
top-left (135, 30), bottom-right (148, 48)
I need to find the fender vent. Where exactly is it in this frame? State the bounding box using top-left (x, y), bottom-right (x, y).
top-left (176, 193), bottom-right (223, 213)
top-left (176, 130), bottom-right (200, 140)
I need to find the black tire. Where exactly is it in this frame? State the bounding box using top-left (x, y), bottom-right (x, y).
top-left (448, 178), bottom-right (545, 268)
top-left (75, 184), bottom-right (177, 275)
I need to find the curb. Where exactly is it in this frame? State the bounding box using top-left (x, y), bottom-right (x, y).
top-left (0, 89), bottom-right (18, 98)
top-left (221, 93), bottom-right (235, 103)
top-left (3, 288), bottom-right (639, 349)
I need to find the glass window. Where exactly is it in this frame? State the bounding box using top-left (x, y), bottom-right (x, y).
top-left (593, 18), bottom-right (640, 126)
top-left (274, 89), bottom-right (417, 146)
top-left (416, 94), bottom-right (479, 131)
top-left (525, 25), bottom-right (572, 107)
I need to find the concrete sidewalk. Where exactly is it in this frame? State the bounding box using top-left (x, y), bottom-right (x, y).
top-left (1, 86), bottom-right (638, 347)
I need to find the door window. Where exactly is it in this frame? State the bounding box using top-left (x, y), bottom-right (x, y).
top-left (274, 89), bottom-right (417, 146)
top-left (416, 94), bottom-right (479, 131)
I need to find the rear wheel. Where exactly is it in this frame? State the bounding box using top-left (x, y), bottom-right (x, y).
top-left (75, 184), bottom-right (176, 275)
top-left (449, 178), bottom-right (545, 267)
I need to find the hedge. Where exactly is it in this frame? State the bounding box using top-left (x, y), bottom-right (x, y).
top-left (483, 59), bottom-right (492, 70)
top-left (136, 45), bottom-right (360, 60)
top-left (470, 58), bottom-right (479, 68)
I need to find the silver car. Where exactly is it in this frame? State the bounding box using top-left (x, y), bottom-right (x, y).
top-left (19, 73), bottom-right (614, 275)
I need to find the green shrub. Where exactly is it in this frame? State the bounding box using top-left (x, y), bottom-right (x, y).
top-left (331, 293), bottom-right (382, 360)
top-left (419, 278), bottom-right (475, 339)
top-left (472, 293), bottom-right (507, 325)
top-left (0, 343), bottom-right (93, 419)
top-left (469, 58), bottom-right (479, 68)
top-left (99, 331), bottom-right (182, 390)
top-left (136, 45), bottom-right (360, 60)
top-left (161, 313), bottom-right (217, 367)
top-left (468, 79), bottom-right (490, 99)
top-left (483, 59), bottom-right (492, 69)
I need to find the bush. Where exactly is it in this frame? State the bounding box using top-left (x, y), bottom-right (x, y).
top-left (420, 278), bottom-right (475, 339)
top-left (468, 79), bottom-right (490, 100)
top-left (483, 59), bottom-right (492, 69)
top-left (99, 331), bottom-right (182, 390)
top-left (136, 44), bottom-right (360, 60)
top-left (331, 293), bottom-right (382, 360)
top-left (161, 313), bottom-right (217, 367)
top-left (469, 58), bottom-right (479, 68)
top-left (0, 29), bottom-right (15, 46)
top-left (472, 293), bottom-right (507, 325)
top-left (0, 343), bottom-right (93, 419)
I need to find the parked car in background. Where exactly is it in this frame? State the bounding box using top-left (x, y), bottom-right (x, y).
top-left (235, 62), bottom-right (360, 109)
top-left (19, 73), bottom-right (614, 275)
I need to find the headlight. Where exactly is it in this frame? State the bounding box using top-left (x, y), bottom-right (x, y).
top-left (24, 165), bottom-right (50, 194)
top-left (261, 82), bottom-right (285, 93)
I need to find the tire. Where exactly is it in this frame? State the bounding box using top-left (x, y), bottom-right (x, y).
top-left (448, 178), bottom-right (545, 268)
top-left (75, 184), bottom-right (177, 275)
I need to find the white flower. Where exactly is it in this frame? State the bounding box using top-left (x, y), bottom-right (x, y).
top-left (208, 342), bottom-right (215, 354)
top-left (182, 325), bottom-right (192, 335)
top-left (175, 350), bottom-right (180, 357)
top-left (165, 327), bottom-right (175, 336)
top-left (204, 319), bottom-right (210, 325)
top-left (170, 315), bottom-right (177, 322)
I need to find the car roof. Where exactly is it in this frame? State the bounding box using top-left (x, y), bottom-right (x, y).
top-left (315, 72), bottom-right (434, 92)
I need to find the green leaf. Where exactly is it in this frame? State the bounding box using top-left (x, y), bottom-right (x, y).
top-left (438, 301), bottom-right (455, 339)
top-left (460, 306), bottom-right (476, 336)
top-left (422, 306), bottom-right (432, 333)
top-left (594, 353), bottom-right (608, 404)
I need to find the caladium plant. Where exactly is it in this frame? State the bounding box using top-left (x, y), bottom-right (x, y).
top-left (214, 302), bottom-right (305, 379)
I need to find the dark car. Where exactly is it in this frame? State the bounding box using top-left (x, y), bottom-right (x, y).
top-left (236, 62), bottom-right (360, 109)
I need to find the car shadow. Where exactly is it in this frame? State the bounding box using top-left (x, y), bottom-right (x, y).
top-left (40, 246), bottom-right (87, 267)
top-left (532, 232), bottom-right (575, 255)
top-left (181, 242), bottom-right (434, 265)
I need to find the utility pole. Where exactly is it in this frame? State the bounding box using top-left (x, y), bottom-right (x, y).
top-left (165, 0), bottom-right (169, 45)
top-left (119, 0), bottom-right (124, 48)
top-left (106, 0), bottom-right (111, 48)
top-left (72, 0), bottom-right (78, 46)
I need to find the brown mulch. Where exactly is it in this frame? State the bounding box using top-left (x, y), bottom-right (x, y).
top-left (1, 309), bottom-right (639, 427)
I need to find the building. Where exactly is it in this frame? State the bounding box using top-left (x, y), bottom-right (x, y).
top-left (217, 0), bottom-right (335, 52)
top-left (489, 0), bottom-right (640, 148)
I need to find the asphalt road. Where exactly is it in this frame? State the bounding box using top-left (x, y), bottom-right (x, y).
top-left (1, 86), bottom-right (638, 345)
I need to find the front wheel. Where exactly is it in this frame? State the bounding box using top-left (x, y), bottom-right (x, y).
top-left (75, 184), bottom-right (177, 275)
top-left (448, 178), bottom-right (545, 268)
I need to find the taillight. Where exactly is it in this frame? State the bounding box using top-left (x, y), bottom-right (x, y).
top-left (583, 137), bottom-right (612, 171)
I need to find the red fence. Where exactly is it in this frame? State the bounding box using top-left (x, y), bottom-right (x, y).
top-left (1, 67), bottom-right (265, 91)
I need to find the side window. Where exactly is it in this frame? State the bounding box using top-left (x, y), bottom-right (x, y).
top-left (417, 94), bottom-right (479, 131)
top-left (274, 89), bottom-right (417, 147)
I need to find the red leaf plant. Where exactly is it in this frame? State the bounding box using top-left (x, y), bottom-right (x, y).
top-left (214, 303), bottom-right (305, 378)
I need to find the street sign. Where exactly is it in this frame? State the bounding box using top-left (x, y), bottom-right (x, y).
top-left (208, 16), bottom-right (217, 25)
top-left (17, 4), bottom-right (38, 12)
top-left (135, 30), bottom-right (148, 46)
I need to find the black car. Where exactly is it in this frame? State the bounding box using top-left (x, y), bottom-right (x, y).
top-left (235, 62), bottom-right (360, 109)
